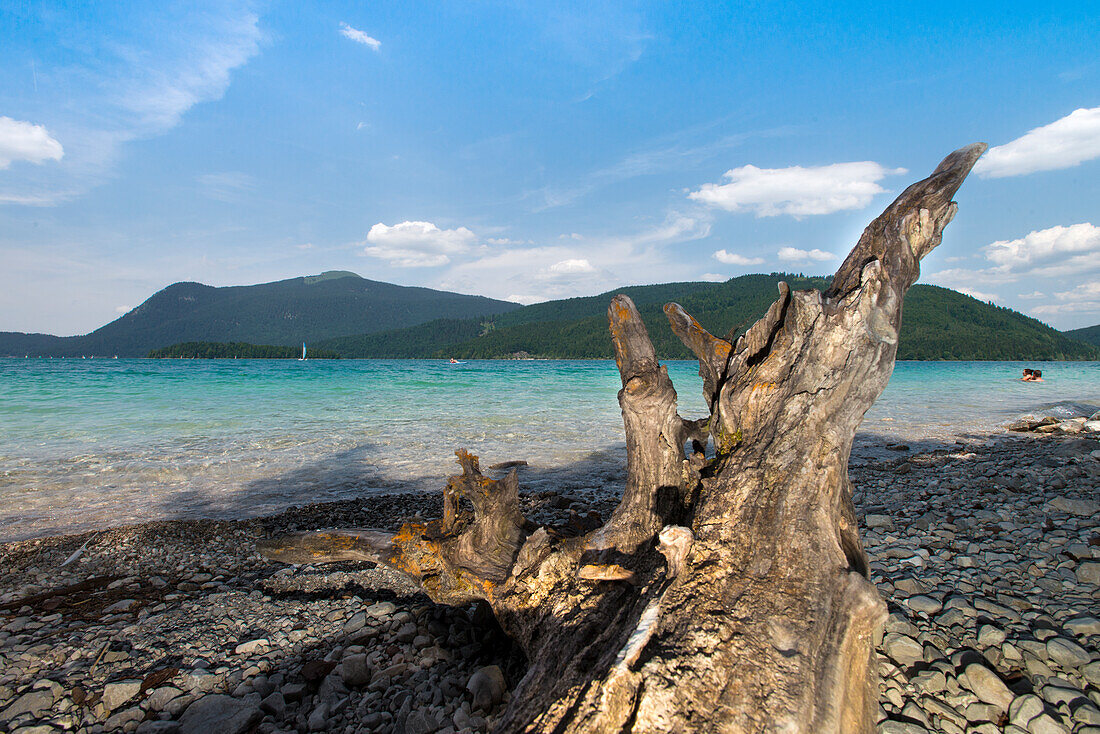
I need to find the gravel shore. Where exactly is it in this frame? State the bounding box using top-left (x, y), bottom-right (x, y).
top-left (1, 432), bottom-right (1097, 734)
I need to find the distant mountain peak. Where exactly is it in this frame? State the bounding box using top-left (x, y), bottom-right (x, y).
top-left (303, 270), bottom-right (361, 284)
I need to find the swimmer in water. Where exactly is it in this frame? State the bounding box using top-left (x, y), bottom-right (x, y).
top-left (1022, 368), bottom-right (1043, 382)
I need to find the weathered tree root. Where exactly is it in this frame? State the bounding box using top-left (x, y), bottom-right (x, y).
top-left (261, 144), bottom-right (987, 733)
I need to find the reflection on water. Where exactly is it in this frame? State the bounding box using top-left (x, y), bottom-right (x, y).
top-left (1, 358), bottom-right (1097, 541)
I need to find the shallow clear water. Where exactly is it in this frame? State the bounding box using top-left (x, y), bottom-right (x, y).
top-left (1, 358), bottom-right (1097, 542)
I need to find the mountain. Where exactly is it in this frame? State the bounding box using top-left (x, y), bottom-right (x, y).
top-left (317, 275), bottom-right (1100, 361)
top-left (0, 271), bottom-right (520, 357)
top-left (1064, 323), bottom-right (1100, 347)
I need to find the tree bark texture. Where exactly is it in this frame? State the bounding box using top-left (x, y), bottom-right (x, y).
top-left (260, 144), bottom-right (986, 733)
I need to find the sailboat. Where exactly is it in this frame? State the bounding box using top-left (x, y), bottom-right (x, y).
top-left (298, 343), bottom-right (306, 361)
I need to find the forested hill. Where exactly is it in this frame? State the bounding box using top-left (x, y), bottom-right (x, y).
top-left (1065, 324), bottom-right (1100, 347)
top-left (0, 271), bottom-right (519, 357)
top-left (317, 275), bottom-right (1100, 361)
top-left (148, 342), bottom-right (340, 359)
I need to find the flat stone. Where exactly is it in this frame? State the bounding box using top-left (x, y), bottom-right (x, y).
top-left (180, 670), bottom-right (217, 693)
top-left (1027, 713), bottom-right (1071, 734)
top-left (883, 633), bottom-right (924, 667)
top-left (1040, 682), bottom-right (1085, 706)
top-left (1009, 694), bottom-right (1045, 726)
top-left (977, 624), bottom-right (1007, 647)
top-left (1075, 704), bottom-right (1100, 726)
top-left (179, 694), bottom-right (261, 734)
top-left (145, 686), bottom-right (184, 712)
top-left (103, 599), bottom-right (139, 613)
top-left (865, 514), bottom-right (894, 529)
top-left (232, 639), bottom-right (268, 656)
top-left (104, 706), bottom-right (145, 730)
top-left (1, 689), bottom-right (55, 721)
top-left (103, 680), bottom-right (142, 711)
top-left (365, 601), bottom-right (396, 619)
top-left (911, 669), bottom-right (946, 694)
top-left (1046, 637), bottom-right (1091, 668)
top-left (1077, 562), bottom-right (1100, 586)
top-left (343, 612), bottom-right (367, 635)
top-left (1047, 497), bottom-right (1099, 516)
top-left (963, 663), bottom-right (1014, 712)
top-left (906, 595), bottom-right (942, 614)
top-left (1083, 661), bottom-right (1100, 686)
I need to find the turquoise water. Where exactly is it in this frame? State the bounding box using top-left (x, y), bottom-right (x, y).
top-left (1, 358), bottom-right (1097, 542)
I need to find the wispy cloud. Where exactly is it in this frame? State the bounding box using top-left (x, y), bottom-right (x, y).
top-left (713, 250), bottom-right (764, 266)
top-left (690, 162), bottom-right (905, 217)
top-left (0, 117), bottom-right (63, 169)
top-left (1032, 281), bottom-right (1100, 317)
top-left (0, 4), bottom-right (262, 206)
top-left (435, 215), bottom-right (711, 304)
top-left (340, 22), bottom-right (381, 51)
top-left (974, 106), bottom-right (1100, 178)
top-left (529, 125), bottom-right (794, 211)
top-left (363, 221), bottom-right (477, 267)
top-left (956, 288), bottom-right (1000, 303)
top-left (197, 171), bottom-right (256, 202)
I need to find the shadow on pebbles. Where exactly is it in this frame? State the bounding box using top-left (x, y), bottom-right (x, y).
top-left (0, 433), bottom-right (1097, 734)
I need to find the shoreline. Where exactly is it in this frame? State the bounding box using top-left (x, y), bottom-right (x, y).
top-left (0, 431), bottom-right (1097, 733)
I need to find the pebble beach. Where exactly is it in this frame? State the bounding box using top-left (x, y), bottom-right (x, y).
top-left (1, 430), bottom-right (1098, 734)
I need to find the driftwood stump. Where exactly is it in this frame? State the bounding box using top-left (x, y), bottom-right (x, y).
top-left (261, 144), bottom-right (986, 732)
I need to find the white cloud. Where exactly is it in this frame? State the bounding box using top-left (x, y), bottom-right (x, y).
top-left (713, 249), bottom-right (764, 266)
top-left (435, 215), bottom-right (711, 303)
top-left (956, 288), bottom-right (1000, 303)
top-left (974, 106), bottom-right (1100, 178)
top-left (115, 305), bottom-right (131, 314)
top-left (549, 259), bottom-right (596, 274)
top-left (0, 118), bottom-right (64, 169)
top-left (926, 223), bottom-right (1100, 328)
top-left (363, 221), bottom-right (476, 267)
top-left (506, 294), bottom-right (544, 305)
top-left (1055, 281), bottom-right (1100, 301)
top-left (983, 223), bottom-right (1100, 277)
top-left (689, 161), bottom-right (905, 217)
top-left (1032, 281), bottom-right (1100, 317)
top-left (700, 273), bottom-right (726, 282)
top-left (487, 237), bottom-right (532, 246)
top-left (340, 22), bottom-right (381, 50)
top-left (777, 246), bottom-right (836, 263)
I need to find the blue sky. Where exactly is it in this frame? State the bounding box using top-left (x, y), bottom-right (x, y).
top-left (2, 1), bottom-right (1099, 335)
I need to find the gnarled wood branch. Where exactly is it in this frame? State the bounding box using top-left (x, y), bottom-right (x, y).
top-left (261, 144), bottom-right (986, 733)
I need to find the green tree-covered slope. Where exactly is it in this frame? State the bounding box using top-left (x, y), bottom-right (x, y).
top-left (1064, 323), bottom-right (1100, 347)
top-left (318, 276), bottom-right (1100, 361)
top-left (0, 271), bottom-right (519, 357)
top-left (148, 341), bottom-right (340, 358)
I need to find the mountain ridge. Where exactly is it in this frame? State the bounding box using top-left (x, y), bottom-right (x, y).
top-left (0, 271), bottom-right (520, 357)
top-left (1064, 323), bottom-right (1100, 347)
top-left (317, 275), bottom-right (1100, 361)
